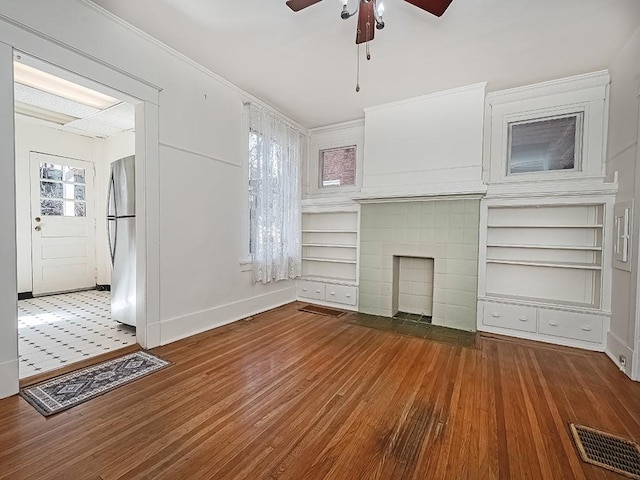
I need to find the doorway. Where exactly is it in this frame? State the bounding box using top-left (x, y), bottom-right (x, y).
top-left (13, 55), bottom-right (138, 379)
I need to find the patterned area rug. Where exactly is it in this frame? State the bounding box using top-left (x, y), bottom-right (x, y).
top-left (20, 351), bottom-right (170, 416)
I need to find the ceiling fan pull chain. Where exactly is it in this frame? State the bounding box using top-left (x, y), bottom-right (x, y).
top-left (356, 43), bottom-right (360, 92)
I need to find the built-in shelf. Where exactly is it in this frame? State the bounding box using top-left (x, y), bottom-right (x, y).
top-left (487, 224), bottom-right (603, 229)
top-left (302, 229), bottom-right (357, 233)
top-left (300, 275), bottom-right (357, 286)
top-left (486, 259), bottom-right (601, 270)
top-left (482, 202), bottom-right (607, 312)
top-left (301, 211), bottom-right (359, 285)
top-left (302, 257), bottom-right (357, 264)
top-left (302, 244), bottom-right (357, 248)
top-left (487, 244), bottom-right (602, 251)
top-left (482, 293), bottom-right (601, 311)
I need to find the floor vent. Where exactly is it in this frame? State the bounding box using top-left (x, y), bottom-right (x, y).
top-left (299, 305), bottom-right (345, 317)
top-left (570, 423), bottom-right (640, 479)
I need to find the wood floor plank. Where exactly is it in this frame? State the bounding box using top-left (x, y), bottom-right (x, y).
top-left (1, 302), bottom-right (640, 479)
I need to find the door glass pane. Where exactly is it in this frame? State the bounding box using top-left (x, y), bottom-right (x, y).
top-left (40, 163), bottom-right (63, 181)
top-left (74, 185), bottom-right (86, 200)
top-left (39, 161), bottom-right (89, 216)
top-left (64, 166), bottom-right (85, 184)
top-left (40, 181), bottom-right (63, 198)
top-left (508, 114), bottom-right (582, 174)
top-left (41, 199), bottom-right (64, 216)
top-left (74, 202), bottom-right (86, 217)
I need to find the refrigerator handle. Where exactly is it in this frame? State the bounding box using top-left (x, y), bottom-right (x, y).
top-left (107, 172), bottom-right (117, 267)
top-left (108, 219), bottom-right (118, 267)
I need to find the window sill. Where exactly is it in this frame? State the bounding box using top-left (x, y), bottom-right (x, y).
top-left (239, 258), bottom-right (253, 272)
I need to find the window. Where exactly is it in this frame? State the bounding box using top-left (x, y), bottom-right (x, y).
top-left (248, 104), bottom-right (302, 284)
top-left (39, 162), bottom-right (86, 216)
top-left (507, 113), bottom-right (583, 175)
top-left (319, 145), bottom-right (356, 187)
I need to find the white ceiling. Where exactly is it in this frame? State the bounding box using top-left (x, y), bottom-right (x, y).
top-left (91, 0), bottom-right (640, 128)
top-left (15, 80), bottom-right (135, 138)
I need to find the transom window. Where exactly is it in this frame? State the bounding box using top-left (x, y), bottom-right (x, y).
top-left (319, 145), bottom-right (356, 187)
top-left (507, 113), bottom-right (583, 175)
top-left (39, 163), bottom-right (87, 217)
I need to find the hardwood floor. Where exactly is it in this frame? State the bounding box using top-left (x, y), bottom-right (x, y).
top-left (1, 301), bottom-right (639, 479)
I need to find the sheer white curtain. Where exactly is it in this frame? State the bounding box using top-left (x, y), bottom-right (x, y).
top-left (249, 104), bottom-right (302, 284)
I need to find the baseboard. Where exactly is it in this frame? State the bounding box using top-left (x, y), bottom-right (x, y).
top-left (17, 291), bottom-right (33, 300)
top-left (605, 331), bottom-right (635, 379)
top-left (0, 359), bottom-right (19, 399)
top-left (160, 286), bottom-right (297, 346)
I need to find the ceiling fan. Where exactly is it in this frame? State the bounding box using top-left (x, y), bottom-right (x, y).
top-left (285, 0), bottom-right (453, 44)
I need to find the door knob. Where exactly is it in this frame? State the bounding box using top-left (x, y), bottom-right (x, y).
top-left (34, 217), bottom-right (41, 222)
top-left (34, 225), bottom-right (41, 231)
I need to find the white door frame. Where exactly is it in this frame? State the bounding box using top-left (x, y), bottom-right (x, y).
top-left (0, 20), bottom-right (161, 397)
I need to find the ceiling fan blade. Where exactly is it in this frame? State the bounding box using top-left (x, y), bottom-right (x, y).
top-left (404, 0), bottom-right (453, 17)
top-left (355, 0), bottom-right (375, 44)
top-left (286, 0), bottom-right (323, 12)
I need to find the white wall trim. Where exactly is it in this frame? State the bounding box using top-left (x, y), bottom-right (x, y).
top-left (486, 70), bottom-right (610, 104)
top-left (159, 142), bottom-right (242, 169)
top-left (0, 360), bottom-right (18, 399)
top-left (0, 12), bottom-right (159, 104)
top-left (81, 0), bottom-right (307, 132)
top-left (355, 184), bottom-right (487, 201)
top-left (308, 118), bottom-right (364, 135)
top-left (0, 42), bottom-right (18, 399)
top-left (159, 286), bottom-right (296, 346)
top-left (606, 330), bottom-right (635, 379)
top-left (363, 82), bottom-right (487, 113)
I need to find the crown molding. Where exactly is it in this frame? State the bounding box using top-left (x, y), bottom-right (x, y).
top-left (486, 70), bottom-right (610, 105)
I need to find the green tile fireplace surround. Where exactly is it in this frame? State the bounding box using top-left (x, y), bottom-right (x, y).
top-left (359, 199), bottom-right (480, 331)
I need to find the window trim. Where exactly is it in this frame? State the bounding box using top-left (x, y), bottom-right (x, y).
top-left (505, 111), bottom-right (584, 177)
top-left (307, 121), bottom-right (364, 198)
top-left (318, 144), bottom-right (357, 189)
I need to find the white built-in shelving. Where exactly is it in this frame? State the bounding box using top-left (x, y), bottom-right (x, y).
top-left (477, 197), bottom-right (615, 351)
top-left (301, 211), bottom-right (359, 285)
top-left (298, 209), bottom-right (360, 310)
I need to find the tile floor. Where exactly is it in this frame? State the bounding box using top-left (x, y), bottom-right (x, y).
top-left (344, 311), bottom-right (477, 348)
top-left (18, 290), bottom-right (137, 379)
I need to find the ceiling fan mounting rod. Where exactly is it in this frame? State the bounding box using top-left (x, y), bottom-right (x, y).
top-left (342, 0), bottom-right (385, 31)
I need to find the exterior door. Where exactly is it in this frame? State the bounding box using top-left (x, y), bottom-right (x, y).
top-left (30, 152), bottom-right (96, 296)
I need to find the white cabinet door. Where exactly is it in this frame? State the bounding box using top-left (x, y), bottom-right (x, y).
top-left (538, 310), bottom-right (604, 344)
top-left (482, 301), bottom-right (537, 333)
top-left (297, 280), bottom-right (326, 301)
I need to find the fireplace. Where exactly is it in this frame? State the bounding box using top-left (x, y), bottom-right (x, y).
top-left (358, 198), bottom-right (480, 331)
top-left (393, 256), bottom-right (434, 318)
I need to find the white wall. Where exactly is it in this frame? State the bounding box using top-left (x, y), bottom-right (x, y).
top-left (362, 83), bottom-right (486, 197)
top-left (14, 118), bottom-right (98, 293)
top-left (606, 26), bottom-right (640, 379)
top-left (0, 42), bottom-right (18, 398)
top-left (0, 0), bottom-right (298, 397)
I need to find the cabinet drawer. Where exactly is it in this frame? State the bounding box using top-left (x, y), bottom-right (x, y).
top-left (297, 280), bottom-right (325, 300)
top-left (538, 310), bottom-right (603, 344)
top-left (325, 285), bottom-right (357, 306)
top-left (482, 302), bottom-right (537, 333)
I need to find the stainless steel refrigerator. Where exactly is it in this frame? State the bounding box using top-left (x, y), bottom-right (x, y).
top-left (107, 155), bottom-right (136, 327)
